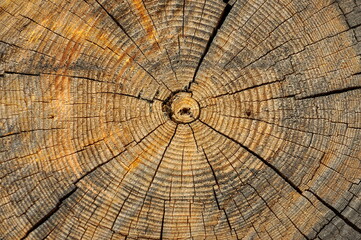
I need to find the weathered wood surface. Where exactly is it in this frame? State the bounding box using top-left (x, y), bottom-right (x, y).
top-left (0, 0), bottom-right (361, 239)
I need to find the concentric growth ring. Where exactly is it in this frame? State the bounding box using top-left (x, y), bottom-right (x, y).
top-left (0, 0), bottom-right (360, 240)
top-left (163, 91), bottom-right (200, 124)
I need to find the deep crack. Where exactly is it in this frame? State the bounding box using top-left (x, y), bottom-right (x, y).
top-left (185, 1), bottom-right (233, 92)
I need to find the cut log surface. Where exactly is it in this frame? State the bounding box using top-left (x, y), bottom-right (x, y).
top-left (1, 0), bottom-right (361, 239)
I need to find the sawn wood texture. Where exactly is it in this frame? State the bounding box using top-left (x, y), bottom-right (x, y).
top-left (0, 0), bottom-right (361, 239)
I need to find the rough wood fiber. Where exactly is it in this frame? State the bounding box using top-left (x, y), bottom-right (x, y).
top-left (0, 0), bottom-right (360, 239)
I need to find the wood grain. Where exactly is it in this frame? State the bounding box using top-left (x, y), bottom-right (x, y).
top-left (0, 0), bottom-right (360, 239)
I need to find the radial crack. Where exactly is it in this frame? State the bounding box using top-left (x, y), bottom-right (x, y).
top-left (44, 73), bottom-right (113, 84)
top-left (95, 0), bottom-right (178, 92)
top-left (212, 80), bottom-right (281, 98)
top-left (201, 117), bottom-right (361, 234)
top-left (132, 124), bottom-right (178, 229)
top-left (94, 0), bottom-right (148, 60)
top-left (298, 86), bottom-right (361, 99)
top-left (0, 128), bottom-right (64, 139)
top-left (136, 0), bottom-right (180, 84)
top-left (3, 71), bottom-right (40, 77)
top-left (223, 209), bottom-right (233, 233)
top-left (202, 147), bottom-right (220, 186)
top-left (93, 0), bottom-right (172, 92)
top-left (20, 187), bottom-right (78, 240)
top-left (199, 119), bottom-right (302, 194)
top-left (147, 124), bottom-right (178, 192)
top-left (160, 200), bottom-right (166, 239)
top-left (73, 147), bottom-right (128, 185)
top-left (305, 190), bottom-right (361, 234)
top-left (202, 147), bottom-right (234, 234)
top-left (188, 124), bottom-right (199, 151)
top-left (73, 123), bottom-right (165, 186)
top-left (98, 91), bottom-right (157, 104)
top-left (185, 1), bottom-right (233, 92)
top-left (111, 187), bottom-right (134, 232)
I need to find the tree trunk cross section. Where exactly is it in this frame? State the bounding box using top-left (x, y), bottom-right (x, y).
top-left (0, 0), bottom-right (360, 239)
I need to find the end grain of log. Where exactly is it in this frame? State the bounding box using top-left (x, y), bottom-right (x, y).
top-left (0, 0), bottom-right (360, 239)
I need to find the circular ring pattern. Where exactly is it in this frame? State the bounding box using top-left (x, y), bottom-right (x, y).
top-left (0, 0), bottom-right (360, 240)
